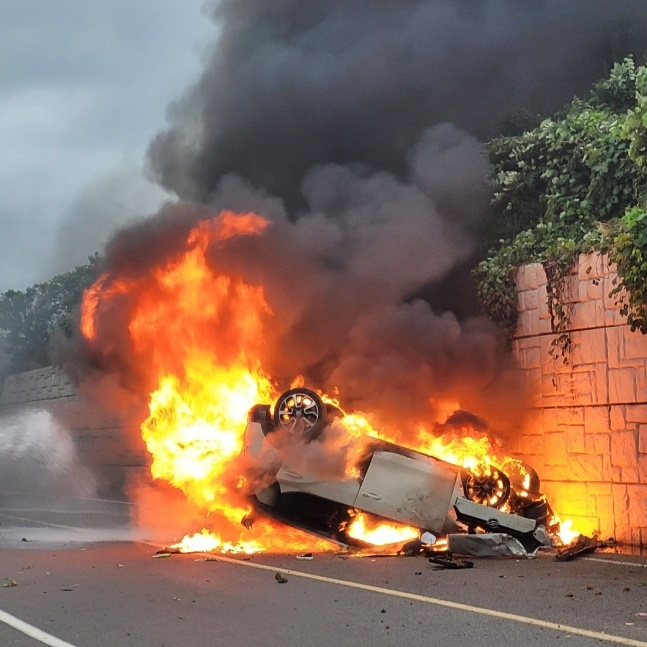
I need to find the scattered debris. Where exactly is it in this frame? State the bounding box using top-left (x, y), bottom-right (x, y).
top-left (554, 535), bottom-right (598, 562)
top-left (275, 573), bottom-right (288, 583)
top-left (397, 539), bottom-right (423, 556)
top-left (448, 532), bottom-right (542, 558)
top-left (153, 552), bottom-right (173, 559)
top-left (241, 514), bottom-right (255, 530)
top-left (296, 553), bottom-right (313, 560)
top-left (429, 556), bottom-right (474, 570)
top-left (2, 578), bottom-right (17, 587)
top-left (420, 532), bottom-right (437, 545)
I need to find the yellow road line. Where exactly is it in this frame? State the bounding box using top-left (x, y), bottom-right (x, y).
top-left (210, 554), bottom-right (647, 647)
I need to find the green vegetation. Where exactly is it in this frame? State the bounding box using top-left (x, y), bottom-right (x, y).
top-left (0, 254), bottom-right (99, 376)
top-left (475, 57), bottom-right (647, 357)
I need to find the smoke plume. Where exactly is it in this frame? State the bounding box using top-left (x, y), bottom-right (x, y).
top-left (78, 1), bottom-right (647, 441)
top-left (149, 0), bottom-right (647, 207)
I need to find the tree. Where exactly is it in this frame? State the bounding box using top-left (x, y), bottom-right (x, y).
top-left (0, 254), bottom-right (100, 375)
top-left (475, 57), bottom-right (647, 349)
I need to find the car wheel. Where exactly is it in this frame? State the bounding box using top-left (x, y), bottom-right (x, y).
top-left (463, 467), bottom-right (511, 508)
top-left (273, 388), bottom-right (327, 439)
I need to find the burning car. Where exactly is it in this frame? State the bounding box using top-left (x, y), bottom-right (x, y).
top-left (241, 387), bottom-right (552, 553)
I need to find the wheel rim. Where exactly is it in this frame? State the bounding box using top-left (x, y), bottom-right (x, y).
top-left (464, 468), bottom-right (510, 508)
top-left (276, 391), bottom-right (322, 433)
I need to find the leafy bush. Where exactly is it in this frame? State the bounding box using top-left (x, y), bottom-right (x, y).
top-left (475, 57), bottom-right (647, 356)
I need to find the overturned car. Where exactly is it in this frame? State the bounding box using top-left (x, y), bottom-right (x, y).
top-left (241, 388), bottom-right (552, 554)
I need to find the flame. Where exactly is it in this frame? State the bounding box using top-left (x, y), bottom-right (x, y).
top-left (81, 209), bottom-right (558, 555)
top-left (345, 513), bottom-right (419, 546)
top-left (81, 211), bottom-right (335, 553)
top-left (551, 517), bottom-right (580, 545)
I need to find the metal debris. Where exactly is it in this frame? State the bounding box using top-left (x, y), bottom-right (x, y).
top-left (397, 539), bottom-right (423, 556)
top-left (275, 572), bottom-right (288, 583)
top-left (448, 532), bottom-right (535, 557)
top-left (554, 535), bottom-right (598, 562)
top-left (241, 514), bottom-right (255, 530)
top-left (429, 556), bottom-right (474, 569)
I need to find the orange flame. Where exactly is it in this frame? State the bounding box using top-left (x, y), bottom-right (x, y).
top-left (81, 209), bottom-right (557, 554)
top-left (345, 513), bottom-right (419, 546)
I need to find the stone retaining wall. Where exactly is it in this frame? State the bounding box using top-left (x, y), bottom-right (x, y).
top-left (3, 254), bottom-right (646, 545)
top-left (511, 252), bottom-right (647, 546)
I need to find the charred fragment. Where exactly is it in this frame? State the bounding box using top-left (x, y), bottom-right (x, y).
top-left (554, 535), bottom-right (599, 562)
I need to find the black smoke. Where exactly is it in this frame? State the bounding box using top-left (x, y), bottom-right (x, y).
top-left (149, 0), bottom-right (647, 208)
top-left (79, 1), bottom-right (647, 440)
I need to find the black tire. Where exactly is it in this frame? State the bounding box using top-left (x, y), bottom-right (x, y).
top-left (273, 388), bottom-right (327, 440)
top-left (462, 467), bottom-right (511, 509)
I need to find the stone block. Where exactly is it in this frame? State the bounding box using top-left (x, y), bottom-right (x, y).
top-left (639, 456), bottom-right (647, 483)
top-left (571, 328), bottom-right (607, 365)
top-left (584, 432), bottom-right (610, 456)
top-left (598, 516), bottom-right (616, 539)
top-left (626, 404), bottom-right (647, 424)
top-left (610, 405), bottom-right (625, 431)
top-left (516, 265), bottom-right (533, 292)
top-left (523, 289), bottom-right (540, 311)
top-left (515, 310), bottom-right (534, 337)
top-left (593, 364), bottom-right (609, 404)
top-left (608, 368), bottom-right (637, 403)
top-left (542, 407), bottom-right (584, 430)
top-left (593, 495), bottom-right (615, 519)
top-left (584, 406), bottom-right (610, 434)
top-left (639, 425), bottom-right (647, 454)
top-left (544, 432), bottom-right (568, 465)
top-left (547, 481), bottom-right (593, 517)
top-left (587, 483), bottom-right (613, 496)
top-left (623, 467), bottom-right (639, 482)
top-left (554, 454), bottom-right (603, 480)
top-left (602, 272), bottom-right (623, 309)
top-left (519, 434), bottom-right (543, 456)
top-left (610, 430), bottom-right (638, 468)
top-left (524, 345), bottom-right (542, 369)
top-left (612, 485), bottom-right (630, 526)
top-left (578, 252), bottom-right (612, 281)
top-left (537, 285), bottom-right (550, 319)
top-left (622, 326), bottom-right (647, 361)
top-left (637, 366), bottom-right (647, 403)
top-left (586, 278), bottom-right (605, 300)
top-left (566, 426), bottom-right (585, 453)
top-left (627, 485), bottom-right (647, 526)
top-left (561, 274), bottom-right (580, 304)
top-left (516, 263), bottom-right (546, 291)
top-left (571, 300), bottom-right (604, 329)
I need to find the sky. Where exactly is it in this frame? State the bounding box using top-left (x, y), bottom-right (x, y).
top-left (0, 1), bottom-right (214, 292)
top-left (3, 1), bottom-right (646, 297)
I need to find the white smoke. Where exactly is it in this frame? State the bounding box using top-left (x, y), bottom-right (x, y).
top-left (0, 409), bottom-right (96, 503)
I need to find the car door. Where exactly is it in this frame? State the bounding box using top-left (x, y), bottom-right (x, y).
top-left (353, 451), bottom-right (460, 532)
top-left (275, 463), bottom-right (362, 507)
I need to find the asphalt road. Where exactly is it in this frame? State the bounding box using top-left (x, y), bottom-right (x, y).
top-left (1, 506), bottom-right (647, 647)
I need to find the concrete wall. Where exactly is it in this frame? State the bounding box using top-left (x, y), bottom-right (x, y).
top-left (0, 366), bottom-right (149, 499)
top-left (511, 252), bottom-right (647, 546)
